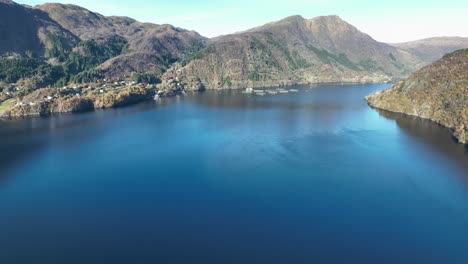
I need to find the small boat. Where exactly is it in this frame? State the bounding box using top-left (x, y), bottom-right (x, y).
top-left (289, 89), bottom-right (299, 92)
top-left (267, 90), bottom-right (278, 95)
top-left (154, 95), bottom-right (160, 100)
top-left (242, 87), bottom-right (254, 94)
top-left (253, 89), bottom-right (265, 93)
top-left (277, 89), bottom-right (289, 94)
top-left (255, 92), bottom-right (266, 96)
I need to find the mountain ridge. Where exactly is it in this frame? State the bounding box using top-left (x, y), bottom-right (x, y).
top-left (158, 14), bottom-right (423, 90)
top-left (34, 2), bottom-right (207, 79)
top-left (2, 1), bottom-right (467, 87)
top-left (390, 36), bottom-right (468, 63)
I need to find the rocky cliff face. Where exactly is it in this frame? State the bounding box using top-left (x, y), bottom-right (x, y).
top-left (160, 15), bottom-right (425, 90)
top-left (366, 49), bottom-right (468, 144)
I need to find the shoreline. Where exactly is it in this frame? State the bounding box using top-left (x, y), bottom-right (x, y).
top-left (365, 93), bottom-right (467, 145)
top-left (1, 81), bottom-right (391, 119)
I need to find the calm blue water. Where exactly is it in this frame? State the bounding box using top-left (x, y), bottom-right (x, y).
top-left (0, 83), bottom-right (467, 264)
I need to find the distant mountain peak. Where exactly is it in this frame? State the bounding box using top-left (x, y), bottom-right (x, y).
top-left (307, 15), bottom-right (358, 31)
top-left (248, 14), bottom-right (355, 35)
top-left (266, 14), bottom-right (344, 25)
top-left (391, 36), bottom-right (468, 63)
top-left (309, 15), bottom-right (343, 21)
top-left (36, 3), bottom-right (103, 19)
top-left (281, 15), bottom-right (305, 22)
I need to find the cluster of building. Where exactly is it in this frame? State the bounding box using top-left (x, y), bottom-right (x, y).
top-left (1, 78), bottom-right (160, 110)
top-left (15, 101), bottom-right (35, 107)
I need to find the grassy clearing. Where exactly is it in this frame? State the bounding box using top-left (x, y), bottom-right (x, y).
top-left (0, 98), bottom-right (15, 114)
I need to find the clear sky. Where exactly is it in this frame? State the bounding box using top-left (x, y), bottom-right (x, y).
top-left (17, 0), bottom-right (468, 43)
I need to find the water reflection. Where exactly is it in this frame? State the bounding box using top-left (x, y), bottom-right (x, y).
top-left (1, 83), bottom-right (468, 264)
top-left (0, 101), bottom-right (166, 183)
top-left (188, 84), bottom-right (369, 111)
top-left (376, 109), bottom-right (468, 176)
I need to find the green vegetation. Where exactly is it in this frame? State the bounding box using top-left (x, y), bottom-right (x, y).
top-left (307, 45), bottom-right (360, 71)
top-left (45, 35), bottom-right (128, 84)
top-left (0, 56), bottom-right (63, 84)
top-left (248, 70), bottom-right (261, 81)
top-left (69, 69), bottom-right (102, 84)
top-left (220, 76), bottom-right (232, 87)
top-left (0, 36), bottom-right (131, 88)
top-left (359, 59), bottom-right (382, 72)
top-left (336, 53), bottom-right (359, 70)
top-left (248, 65), bottom-right (268, 82)
top-left (0, 57), bottom-right (42, 83)
top-left (388, 53), bottom-right (405, 70)
top-left (442, 48), bottom-right (468, 58)
top-left (265, 34), bottom-right (297, 69)
top-left (0, 98), bottom-right (15, 114)
top-left (307, 46), bottom-right (329, 63)
top-left (391, 61), bottom-right (404, 70)
top-left (55, 77), bottom-right (68, 88)
top-left (132, 73), bottom-right (160, 84)
top-left (250, 37), bottom-right (281, 69)
top-left (64, 38), bottom-right (127, 75)
top-left (186, 41), bottom-right (205, 55)
top-left (264, 34), bottom-right (312, 70)
top-left (247, 63), bottom-right (261, 81)
top-left (251, 37), bottom-right (268, 53)
top-left (291, 50), bottom-right (312, 69)
top-left (44, 33), bottom-right (69, 61)
top-left (181, 43), bottom-right (214, 66)
top-left (160, 54), bottom-right (178, 68)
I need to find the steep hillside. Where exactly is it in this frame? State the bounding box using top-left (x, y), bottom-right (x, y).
top-left (392, 37), bottom-right (468, 64)
top-left (0, 1), bottom-right (208, 117)
top-left (366, 49), bottom-right (468, 144)
top-left (248, 15), bottom-right (416, 76)
top-left (35, 3), bottom-right (207, 79)
top-left (0, 0), bottom-right (78, 56)
top-left (159, 15), bottom-right (421, 90)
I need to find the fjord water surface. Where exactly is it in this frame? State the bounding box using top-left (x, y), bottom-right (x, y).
top-left (0, 84), bottom-right (467, 264)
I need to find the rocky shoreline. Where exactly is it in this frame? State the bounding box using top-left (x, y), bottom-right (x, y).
top-left (0, 82), bottom-right (186, 118)
top-left (365, 49), bottom-right (468, 144)
top-left (365, 82), bottom-right (468, 144)
top-left (366, 90), bottom-right (467, 144)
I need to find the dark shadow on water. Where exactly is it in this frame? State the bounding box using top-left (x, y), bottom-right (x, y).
top-left (0, 101), bottom-right (165, 184)
top-left (375, 109), bottom-right (468, 176)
